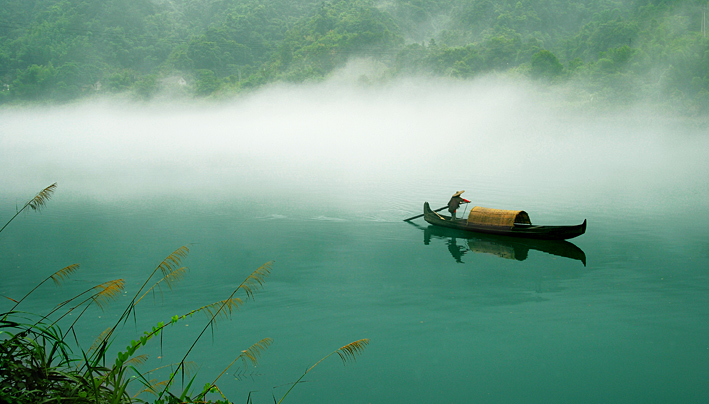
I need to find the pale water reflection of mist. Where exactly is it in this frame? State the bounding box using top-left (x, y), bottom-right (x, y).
top-left (1, 77), bottom-right (708, 217)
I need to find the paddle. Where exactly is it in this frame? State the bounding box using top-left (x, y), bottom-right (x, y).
top-left (403, 206), bottom-right (448, 222)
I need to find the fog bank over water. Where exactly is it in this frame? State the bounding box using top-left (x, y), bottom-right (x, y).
top-left (2, 76), bottom-right (707, 217)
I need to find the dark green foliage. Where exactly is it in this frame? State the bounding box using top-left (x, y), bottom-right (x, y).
top-left (0, 0), bottom-right (708, 113)
top-left (10, 64), bottom-right (56, 100)
top-left (135, 74), bottom-right (158, 99)
top-left (194, 69), bottom-right (221, 96)
top-left (531, 49), bottom-right (564, 79)
top-left (395, 43), bottom-right (484, 77)
top-left (272, 0), bottom-right (404, 82)
top-left (0, 320), bottom-right (117, 404)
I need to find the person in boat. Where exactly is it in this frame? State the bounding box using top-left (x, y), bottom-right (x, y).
top-left (448, 190), bottom-right (470, 220)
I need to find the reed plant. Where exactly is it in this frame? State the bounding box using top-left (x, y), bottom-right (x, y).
top-left (0, 182), bottom-right (56, 235)
top-left (0, 184), bottom-right (368, 403)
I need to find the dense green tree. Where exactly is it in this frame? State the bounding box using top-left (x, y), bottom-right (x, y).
top-left (11, 63), bottom-right (56, 100)
top-left (482, 33), bottom-right (523, 70)
top-left (273, 0), bottom-right (404, 81)
top-left (194, 69), bottom-right (221, 96)
top-left (0, 0), bottom-right (707, 113)
top-left (531, 49), bottom-right (564, 79)
top-left (134, 74), bottom-right (158, 99)
top-left (106, 69), bottom-right (136, 93)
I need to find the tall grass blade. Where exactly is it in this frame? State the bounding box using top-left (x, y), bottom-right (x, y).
top-left (127, 246), bottom-right (189, 315)
top-left (125, 354), bottom-right (149, 367)
top-left (90, 278), bottom-right (125, 310)
top-left (239, 338), bottom-right (273, 367)
top-left (157, 261), bottom-right (274, 399)
top-left (28, 182), bottom-right (57, 212)
top-left (88, 327), bottom-right (113, 354)
top-left (134, 266), bottom-right (188, 306)
top-left (91, 247), bottom-right (190, 361)
top-left (141, 361), bottom-right (199, 378)
top-left (3, 264), bottom-right (80, 320)
top-left (335, 339), bottom-right (370, 364)
top-left (156, 246), bottom-right (190, 278)
top-left (200, 297), bottom-right (244, 323)
top-left (48, 279), bottom-right (125, 327)
top-left (197, 338), bottom-right (273, 401)
top-left (0, 182), bottom-right (57, 235)
top-left (277, 339), bottom-right (370, 404)
top-left (50, 264), bottom-right (80, 286)
top-left (238, 261), bottom-right (273, 300)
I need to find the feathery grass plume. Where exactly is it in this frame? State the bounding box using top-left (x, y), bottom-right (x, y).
top-left (156, 246), bottom-right (190, 277)
top-left (131, 362), bottom-right (199, 398)
top-left (90, 246), bottom-right (190, 363)
top-left (134, 265), bottom-right (188, 306)
top-left (28, 183), bottom-right (57, 212)
top-left (125, 354), bottom-right (149, 367)
top-left (239, 338), bottom-right (273, 368)
top-left (50, 264), bottom-right (80, 286)
top-left (129, 246), bottom-right (190, 312)
top-left (199, 297), bottom-right (244, 323)
top-left (132, 377), bottom-right (169, 398)
top-left (277, 339), bottom-right (370, 404)
top-left (91, 278), bottom-right (125, 310)
top-left (128, 246), bottom-right (190, 314)
top-left (30, 278), bottom-right (120, 329)
top-left (88, 327), bottom-right (113, 354)
top-left (0, 182), bottom-right (57, 235)
top-left (2, 264), bottom-right (79, 320)
top-left (238, 261), bottom-right (273, 300)
top-left (48, 279), bottom-right (125, 328)
top-left (67, 278), bottom-right (125, 333)
top-left (196, 338), bottom-right (273, 402)
top-left (336, 339), bottom-right (370, 364)
top-left (157, 261), bottom-right (274, 400)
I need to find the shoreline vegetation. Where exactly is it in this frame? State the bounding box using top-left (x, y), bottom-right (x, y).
top-left (0, 0), bottom-right (708, 115)
top-left (0, 184), bottom-right (369, 403)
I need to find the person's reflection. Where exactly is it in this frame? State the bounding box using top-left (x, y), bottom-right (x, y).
top-left (423, 227), bottom-right (432, 245)
top-left (412, 222), bottom-right (586, 265)
top-left (423, 225), bottom-right (468, 263)
top-left (447, 237), bottom-right (468, 263)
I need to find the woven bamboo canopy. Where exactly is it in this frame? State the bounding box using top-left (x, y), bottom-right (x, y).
top-left (467, 206), bottom-right (531, 227)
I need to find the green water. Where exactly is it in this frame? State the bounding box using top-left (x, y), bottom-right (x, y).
top-left (1, 87), bottom-right (709, 403)
top-left (2, 193), bottom-right (707, 404)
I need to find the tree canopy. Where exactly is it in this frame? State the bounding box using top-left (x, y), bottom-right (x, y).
top-left (1, 0), bottom-right (707, 114)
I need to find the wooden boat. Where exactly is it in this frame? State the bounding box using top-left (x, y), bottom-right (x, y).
top-left (413, 222), bottom-right (587, 265)
top-left (423, 202), bottom-right (586, 240)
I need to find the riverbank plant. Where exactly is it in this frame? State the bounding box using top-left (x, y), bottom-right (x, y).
top-left (0, 184), bottom-right (368, 403)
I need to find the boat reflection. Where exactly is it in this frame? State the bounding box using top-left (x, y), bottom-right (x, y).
top-left (410, 222), bottom-right (587, 266)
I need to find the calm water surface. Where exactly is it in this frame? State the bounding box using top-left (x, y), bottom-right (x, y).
top-left (1, 83), bottom-right (708, 403)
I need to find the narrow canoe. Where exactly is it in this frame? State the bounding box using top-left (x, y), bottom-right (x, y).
top-left (423, 202), bottom-right (586, 240)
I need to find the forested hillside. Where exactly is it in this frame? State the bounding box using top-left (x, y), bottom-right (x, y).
top-left (1, 0), bottom-right (707, 114)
